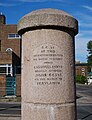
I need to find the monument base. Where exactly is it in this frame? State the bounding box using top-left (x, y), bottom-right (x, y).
top-left (22, 102), bottom-right (76, 120)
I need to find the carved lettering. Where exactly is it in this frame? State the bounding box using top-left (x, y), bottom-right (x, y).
top-left (32, 44), bottom-right (63, 86)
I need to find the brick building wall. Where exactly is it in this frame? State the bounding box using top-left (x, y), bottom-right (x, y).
top-left (0, 14), bottom-right (21, 97)
top-left (16, 74), bottom-right (21, 96)
top-left (0, 24), bottom-right (21, 57)
top-left (0, 52), bottom-right (12, 64)
top-left (0, 75), bottom-right (6, 97)
top-left (75, 62), bottom-right (88, 77)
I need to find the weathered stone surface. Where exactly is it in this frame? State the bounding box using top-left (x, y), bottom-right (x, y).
top-left (18, 8), bottom-right (78, 120)
top-left (22, 103), bottom-right (76, 120)
top-left (21, 29), bottom-right (75, 104)
top-left (18, 8), bottom-right (78, 35)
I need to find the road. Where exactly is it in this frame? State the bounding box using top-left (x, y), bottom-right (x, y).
top-left (0, 102), bottom-right (21, 116)
top-left (76, 84), bottom-right (92, 120)
top-left (76, 84), bottom-right (92, 97)
top-left (0, 84), bottom-right (91, 120)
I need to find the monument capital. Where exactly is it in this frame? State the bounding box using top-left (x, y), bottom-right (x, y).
top-left (18, 8), bottom-right (78, 35)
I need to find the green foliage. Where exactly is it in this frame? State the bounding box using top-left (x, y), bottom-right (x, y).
top-left (87, 55), bottom-right (92, 66)
top-left (87, 40), bottom-right (92, 55)
top-left (87, 40), bottom-right (92, 71)
top-left (76, 75), bottom-right (87, 84)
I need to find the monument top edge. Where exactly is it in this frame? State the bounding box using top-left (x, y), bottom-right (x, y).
top-left (17, 8), bottom-right (78, 35)
top-left (24, 8), bottom-right (72, 17)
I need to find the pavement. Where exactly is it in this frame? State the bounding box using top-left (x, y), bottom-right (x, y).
top-left (76, 83), bottom-right (92, 120)
top-left (77, 97), bottom-right (92, 120)
top-left (0, 116), bottom-right (21, 120)
top-left (0, 111), bottom-right (21, 120)
top-left (0, 102), bottom-right (21, 120)
top-left (0, 84), bottom-right (92, 120)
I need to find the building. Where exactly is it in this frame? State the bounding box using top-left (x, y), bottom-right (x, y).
top-left (75, 61), bottom-right (88, 77)
top-left (0, 14), bottom-right (21, 97)
top-left (0, 14), bottom-right (90, 97)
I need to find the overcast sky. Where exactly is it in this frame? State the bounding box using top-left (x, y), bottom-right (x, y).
top-left (0, 0), bottom-right (92, 63)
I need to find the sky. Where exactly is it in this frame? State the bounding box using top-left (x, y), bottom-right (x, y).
top-left (0, 0), bottom-right (92, 63)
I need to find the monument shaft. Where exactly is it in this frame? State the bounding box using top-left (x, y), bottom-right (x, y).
top-left (18, 9), bottom-right (78, 120)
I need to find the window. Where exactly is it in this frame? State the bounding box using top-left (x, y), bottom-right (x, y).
top-left (8, 34), bottom-right (21, 39)
top-left (0, 64), bottom-right (13, 76)
top-left (0, 67), bottom-right (6, 73)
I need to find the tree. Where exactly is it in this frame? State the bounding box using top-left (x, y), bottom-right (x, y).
top-left (76, 75), bottom-right (87, 84)
top-left (87, 40), bottom-right (92, 72)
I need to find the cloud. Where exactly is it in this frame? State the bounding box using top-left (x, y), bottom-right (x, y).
top-left (0, 0), bottom-right (64, 7)
top-left (75, 12), bottom-right (92, 62)
top-left (80, 23), bottom-right (92, 28)
top-left (78, 29), bottom-right (92, 38)
top-left (79, 20), bottom-right (92, 28)
top-left (16, 0), bottom-right (64, 2)
top-left (77, 22), bottom-right (92, 42)
top-left (76, 12), bottom-right (92, 22)
top-left (0, 3), bottom-right (15, 6)
top-left (18, 0), bottom-right (47, 2)
top-left (80, 30), bottom-right (92, 36)
top-left (82, 5), bottom-right (92, 11)
top-left (0, 0), bottom-right (64, 5)
top-left (0, 1), bottom-right (22, 7)
top-left (74, 12), bottom-right (92, 38)
top-left (75, 35), bottom-right (91, 62)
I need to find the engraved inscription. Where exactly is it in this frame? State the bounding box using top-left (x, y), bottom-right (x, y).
top-left (32, 44), bottom-right (63, 85)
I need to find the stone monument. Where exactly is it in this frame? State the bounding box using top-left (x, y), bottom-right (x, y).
top-left (18, 8), bottom-right (78, 120)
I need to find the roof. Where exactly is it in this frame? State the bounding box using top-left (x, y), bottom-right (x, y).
top-left (75, 63), bottom-right (88, 66)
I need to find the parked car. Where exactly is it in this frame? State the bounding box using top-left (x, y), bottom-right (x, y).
top-left (87, 73), bottom-right (92, 85)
